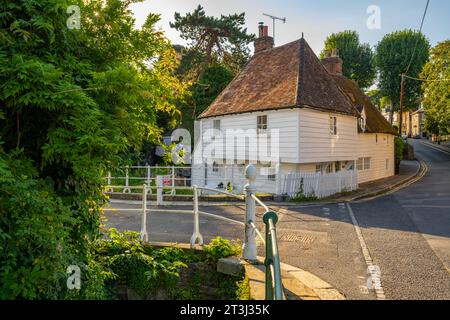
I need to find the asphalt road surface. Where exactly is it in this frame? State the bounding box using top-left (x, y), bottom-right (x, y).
top-left (104, 139), bottom-right (450, 300)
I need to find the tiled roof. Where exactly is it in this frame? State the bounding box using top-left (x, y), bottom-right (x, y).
top-left (331, 74), bottom-right (397, 135)
top-left (198, 38), bottom-right (358, 119)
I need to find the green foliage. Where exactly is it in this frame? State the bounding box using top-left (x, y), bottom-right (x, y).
top-left (203, 237), bottom-right (242, 263)
top-left (180, 64), bottom-right (234, 134)
top-left (375, 30), bottom-right (430, 113)
top-left (0, 151), bottom-right (74, 299)
top-left (321, 30), bottom-right (376, 89)
top-left (171, 6), bottom-right (252, 138)
top-left (0, 0), bottom-right (184, 299)
top-left (395, 137), bottom-right (408, 162)
top-left (421, 40), bottom-right (450, 135)
top-left (94, 229), bottom-right (189, 297)
top-left (170, 5), bottom-right (254, 77)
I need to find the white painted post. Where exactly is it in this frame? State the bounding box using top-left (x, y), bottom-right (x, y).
top-left (171, 167), bottom-right (176, 195)
top-left (147, 165), bottom-right (153, 195)
top-left (123, 166), bottom-right (131, 193)
top-left (107, 171), bottom-right (113, 193)
top-left (223, 164), bottom-right (227, 192)
top-left (156, 175), bottom-right (163, 206)
top-left (243, 164), bottom-right (257, 261)
top-left (190, 186), bottom-right (204, 248)
top-left (140, 184), bottom-right (148, 242)
top-left (275, 164), bottom-right (281, 195)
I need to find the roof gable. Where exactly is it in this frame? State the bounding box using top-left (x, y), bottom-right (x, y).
top-left (331, 74), bottom-right (397, 135)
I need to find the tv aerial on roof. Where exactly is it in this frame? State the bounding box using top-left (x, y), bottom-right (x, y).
top-left (262, 13), bottom-right (286, 44)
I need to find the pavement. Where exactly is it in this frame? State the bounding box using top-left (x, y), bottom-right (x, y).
top-left (103, 138), bottom-right (450, 300)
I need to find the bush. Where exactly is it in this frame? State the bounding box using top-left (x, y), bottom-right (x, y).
top-left (0, 153), bottom-right (75, 299)
top-left (94, 229), bottom-right (189, 297)
top-left (395, 137), bottom-right (408, 162)
top-left (203, 237), bottom-right (242, 263)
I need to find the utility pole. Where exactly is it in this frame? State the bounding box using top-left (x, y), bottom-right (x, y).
top-left (399, 73), bottom-right (405, 137)
top-left (262, 13), bottom-right (286, 44)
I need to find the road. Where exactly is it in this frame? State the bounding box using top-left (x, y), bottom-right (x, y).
top-left (347, 139), bottom-right (450, 299)
top-left (104, 139), bottom-right (450, 300)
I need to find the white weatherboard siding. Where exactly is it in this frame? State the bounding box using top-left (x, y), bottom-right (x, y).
top-left (298, 108), bottom-right (359, 163)
top-left (198, 109), bottom-right (300, 164)
top-left (357, 133), bottom-right (395, 184)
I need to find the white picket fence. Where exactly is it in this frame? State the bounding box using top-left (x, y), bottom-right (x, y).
top-left (282, 170), bottom-right (358, 199)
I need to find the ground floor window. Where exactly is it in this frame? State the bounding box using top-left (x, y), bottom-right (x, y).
top-left (386, 159), bottom-right (390, 170)
top-left (357, 157), bottom-right (371, 171)
top-left (212, 161), bottom-right (219, 173)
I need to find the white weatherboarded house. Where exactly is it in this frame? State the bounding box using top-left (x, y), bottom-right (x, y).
top-left (192, 25), bottom-right (396, 197)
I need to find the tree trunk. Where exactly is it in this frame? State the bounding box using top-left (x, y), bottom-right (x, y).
top-left (389, 106), bottom-right (394, 125)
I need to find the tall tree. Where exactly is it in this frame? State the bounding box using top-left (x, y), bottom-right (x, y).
top-left (321, 30), bottom-right (376, 89)
top-left (170, 6), bottom-right (254, 137)
top-left (0, 0), bottom-right (183, 298)
top-left (420, 40), bottom-right (450, 136)
top-left (170, 5), bottom-right (255, 80)
top-left (375, 30), bottom-right (430, 123)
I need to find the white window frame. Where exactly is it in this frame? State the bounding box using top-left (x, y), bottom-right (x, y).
top-left (330, 116), bottom-right (337, 136)
top-left (212, 161), bottom-right (219, 173)
top-left (357, 158), bottom-right (371, 171)
top-left (363, 157), bottom-right (371, 170)
top-left (213, 119), bottom-right (221, 131)
top-left (257, 115), bottom-right (268, 134)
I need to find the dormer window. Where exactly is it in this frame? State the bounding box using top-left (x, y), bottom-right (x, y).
top-left (359, 117), bottom-right (366, 131)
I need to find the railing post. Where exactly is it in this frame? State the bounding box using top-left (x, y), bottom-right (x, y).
top-left (107, 171), bottom-right (113, 193)
top-left (123, 166), bottom-right (131, 193)
top-left (243, 164), bottom-right (257, 262)
top-left (146, 165), bottom-right (152, 194)
top-left (156, 175), bottom-right (163, 206)
top-left (140, 184), bottom-right (149, 242)
top-left (171, 167), bottom-right (176, 195)
top-left (190, 186), bottom-right (204, 248)
top-left (223, 164), bottom-right (228, 192)
top-left (263, 210), bottom-right (282, 300)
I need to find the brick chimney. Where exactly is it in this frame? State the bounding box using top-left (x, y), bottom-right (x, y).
top-left (321, 48), bottom-right (343, 75)
top-left (254, 22), bottom-right (274, 54)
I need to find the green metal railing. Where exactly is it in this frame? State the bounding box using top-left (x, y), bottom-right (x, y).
top-left (263, 210), bottom-right (283, 300)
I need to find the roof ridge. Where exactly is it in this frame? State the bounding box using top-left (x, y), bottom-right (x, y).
top-left (296, 38), bottom-right (305, 105)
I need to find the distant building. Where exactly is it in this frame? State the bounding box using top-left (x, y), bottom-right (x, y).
top-left (381, 108), bottom-right (399, 127)
top-left (412, 106), bottom-right (426, 138)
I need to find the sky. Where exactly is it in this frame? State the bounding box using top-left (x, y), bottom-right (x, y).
top-left (129, 0), bottom-right (449, 55)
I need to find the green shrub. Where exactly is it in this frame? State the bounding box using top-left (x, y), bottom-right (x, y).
top-left (395, 137), bottom-right (408, 162)
top-left (94, 229), bottom-right (189, 297)
top-left (203, 237), bottom-right (242, 263)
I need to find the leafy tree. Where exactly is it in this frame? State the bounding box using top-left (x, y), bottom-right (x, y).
top-left (170, 5), bottom-right (254, 79)
top-left (170, 6), bottom-right (253, 139)
top-left (375, 30), bottom-right (430, 123)
top-left (0, 0), bottom-right (183, 298)
top-left (320, 31), bottom-right (376, 89)
top-left (181, 64), bottom-right (235, 133)
top-left (421, 40), bottom-right (450, 136)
